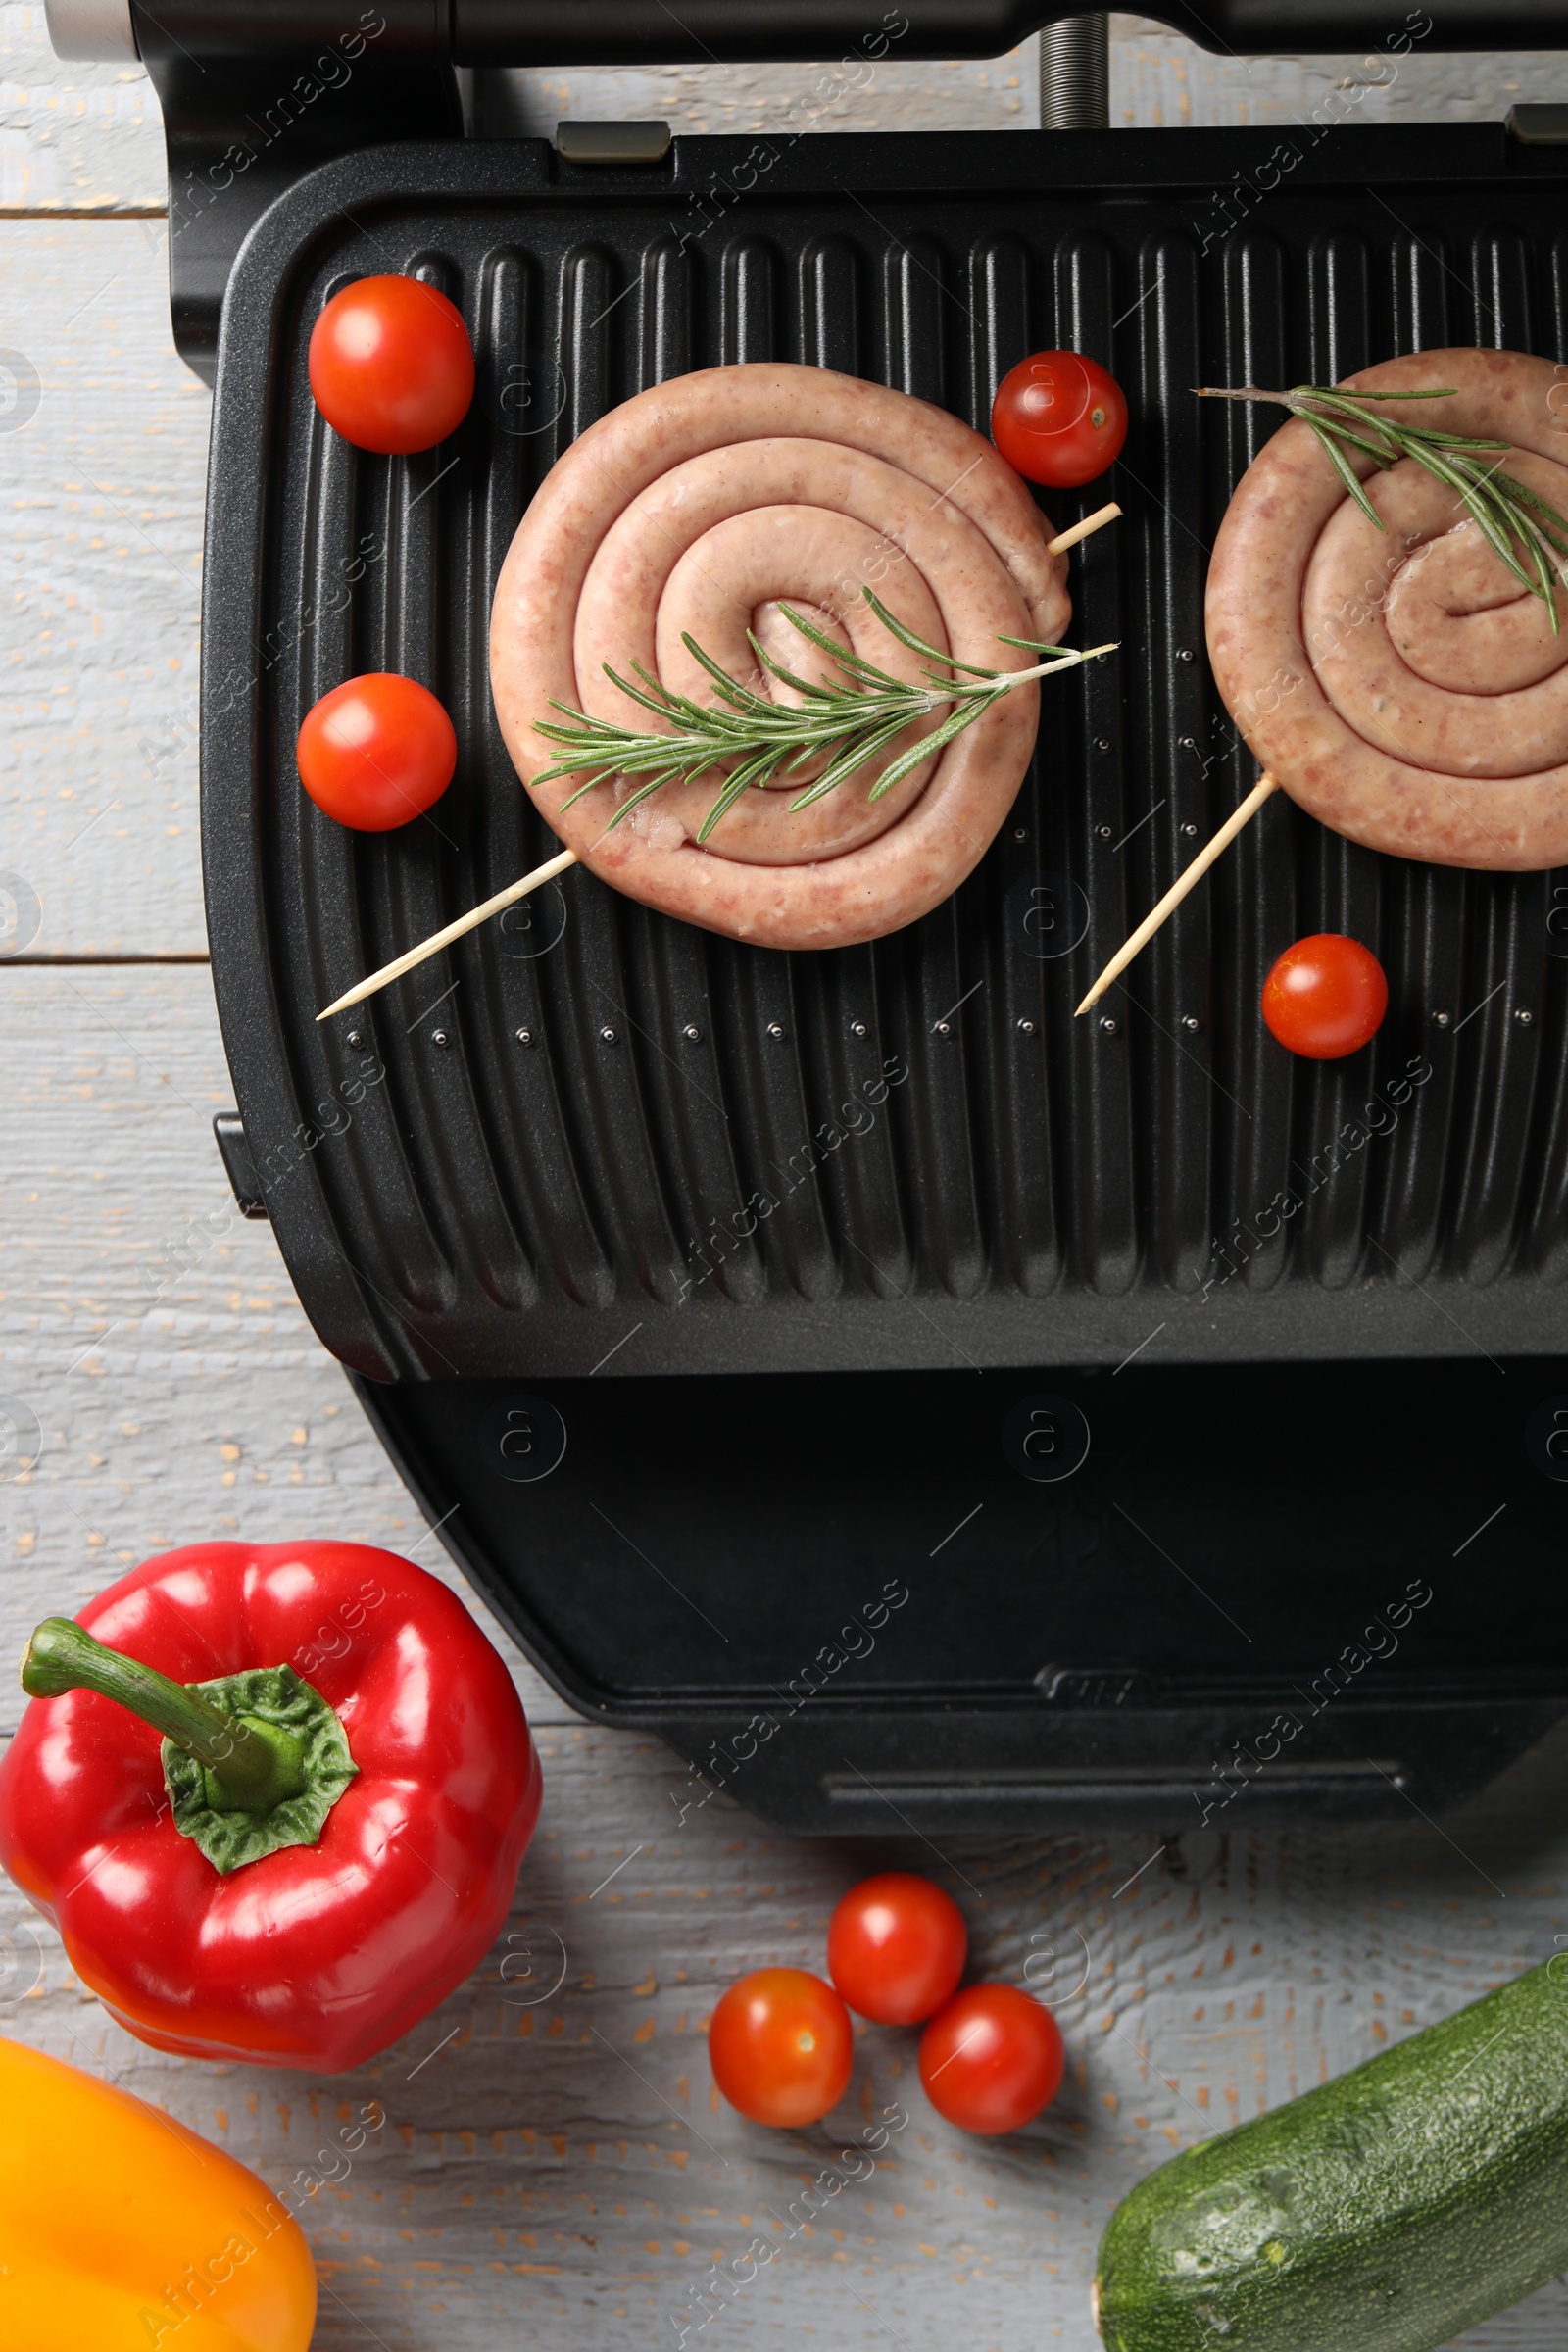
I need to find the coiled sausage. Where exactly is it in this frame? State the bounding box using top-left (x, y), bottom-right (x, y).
top-left (490, 364), bottom-right (1072, 948)
top-left (1206, 347), bottom-right (1568, 870)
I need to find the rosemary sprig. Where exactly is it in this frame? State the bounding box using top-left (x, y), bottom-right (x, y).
top-left (1196, 381), bottom-right (1568, 633)
top-left (530, 591), bottom-right (1117, 844)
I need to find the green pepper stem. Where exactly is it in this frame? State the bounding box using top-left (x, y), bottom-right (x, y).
top-left (20, 1618), bottom-right (308, 1814)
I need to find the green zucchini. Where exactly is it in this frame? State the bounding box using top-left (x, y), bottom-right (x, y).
top-left (1095, 1956), bottom-right (1568, 2352)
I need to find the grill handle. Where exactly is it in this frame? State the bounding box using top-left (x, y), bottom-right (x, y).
top-left (450, 3), bottom-right (1568, 61)
top-left (50, 2), bottom-right (1568, 67)
top-left (661, 1697), bottom-right (1566, 1836)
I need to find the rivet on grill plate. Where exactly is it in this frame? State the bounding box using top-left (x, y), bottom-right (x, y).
top-left (600, 1026), bottom-right (617, 1045)
top-left (850, 1019), bottom-right (868, 1038)
top-left (767, 1021), bottom-right (786, 1040)
top-left (1434, 1009), bottom-right (1451, 1027)
top-left (1095, 737), bottom-right (1111, 752)
top-left (1012, 825), bottom-right (1028, 841)
top-left (514, 1026), bottom-right (534, 1047)
top-left (1016, 1017), bottom-right (1036, 1036)
top-left (1182, 821), bottom-right (1198, 836)
top-left (1097, 823), bottom-right (1113, 839)
top-left (431, 1029), bottom-right (450, 1049)
top-left (1179, 735), bottom-right (1196, 749)
top-left (683, 1022), bottom-right (702, 1043)
top-left (1516, 1007), bottom-right (1535, 1025)
top-left (346, 1028), bottom-right (364, 1049)
top-left (1100, 1014), bottom-right (1119, 1036)
top-left (934, 1019), bottom-right (952, 1038)
top-left (1181, 1014), bottom-right (1200, 1033)
top-left (1177, 649), bottom-right (1195, 662)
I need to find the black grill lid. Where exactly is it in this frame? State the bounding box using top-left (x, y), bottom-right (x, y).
top-left (204, 125), bottom-right (1568, 1385)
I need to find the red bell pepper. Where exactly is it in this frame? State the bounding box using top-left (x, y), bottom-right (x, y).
top-left (0, 1541), bottom-right (541, 2072)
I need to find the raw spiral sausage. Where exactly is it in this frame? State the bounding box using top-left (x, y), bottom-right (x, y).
top-left (1206, 347), bottom-right (1568, 871)
top-left (490, 364), bottom-right (1072, 949)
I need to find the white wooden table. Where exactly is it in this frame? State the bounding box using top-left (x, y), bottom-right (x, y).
top-left (5, 11), bottom-right (1568, 2344)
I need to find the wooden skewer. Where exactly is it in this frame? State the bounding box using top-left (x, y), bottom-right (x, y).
top-left (1074, 771), bottom-right (1281, 1017)
top-left (315, 507), bottom-right (1127, 1024)
top-left (316, 846), bottom-right (579, 1021)
top-left (1047, 500), bottom-right (1121, 557)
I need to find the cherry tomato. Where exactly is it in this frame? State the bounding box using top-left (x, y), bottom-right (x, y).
top-left (991, 350), bottom-right (1128, 488)
top-left (918, 1984), bottom-right (1064, 2136)
top-left (1261, 933), bottom-right (1388, 1059)
top-left (308, 275), bottom-right (474, 455)
top-left (827, 1873), bottom-right (967, 2026)
top-left (709, 1968), bottom-right (854, 2128)
top-left (296, 674), bottom-right (457, 832)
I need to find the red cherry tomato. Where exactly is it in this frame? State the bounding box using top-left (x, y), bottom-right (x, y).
top-left (709, 1968), bottom-right (854, 2129)
top-left (296, 674), bottom-right (457, 832)
top-left (308, 275), bottom-right (474, 455)
top-left (827, 1873), bottom-right (967, 2026)
top-left (1261, 933), bottom-right (1388, 1059)
top-left (991, 350), bottom-right (1128, 488)
top-left (918, 1984), bottom-right (1064, 2136)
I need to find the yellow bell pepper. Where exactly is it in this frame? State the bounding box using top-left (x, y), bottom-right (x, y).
top-left (0, 2034), bottom-right (316, 2351)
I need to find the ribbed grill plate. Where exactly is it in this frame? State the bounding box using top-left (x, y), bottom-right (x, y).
top-left (203, 125), bottom-right (1568, 1380)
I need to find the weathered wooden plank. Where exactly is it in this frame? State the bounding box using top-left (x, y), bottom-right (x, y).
top-left (478, 45), bottom-right (1039, 140)
top-left (1, 217), bottom-right (209, 956)
top-left (1111, 15), bottom-right (1568, 130)
top-left (0, 949), bottom-right (300, 1377)
top-left (0, 0), bottom-right (165, 210)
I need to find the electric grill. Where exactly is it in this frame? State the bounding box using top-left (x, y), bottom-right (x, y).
top-left (52, 1), bottom-right (1568, 1832)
